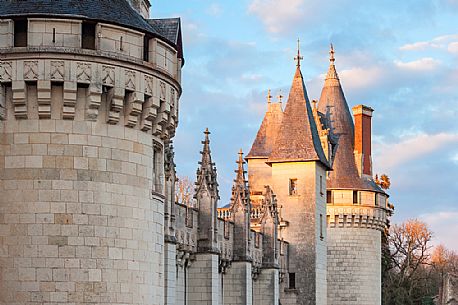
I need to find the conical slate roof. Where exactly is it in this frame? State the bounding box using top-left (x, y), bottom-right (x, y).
top-left (268, 65), bottom-right (330, 169)
top-left (318, 46), bottom-right (382, 191)
top-left (247, 94), bottom-right (283, 158)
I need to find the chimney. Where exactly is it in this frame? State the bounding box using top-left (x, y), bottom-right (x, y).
top-left (127, 0), bottom-right (151, 19)
top-left (353, 105), bottom-right (374, 177)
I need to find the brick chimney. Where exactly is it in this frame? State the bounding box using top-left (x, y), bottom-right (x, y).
top-left (353, 105), bottom-right (374, 177)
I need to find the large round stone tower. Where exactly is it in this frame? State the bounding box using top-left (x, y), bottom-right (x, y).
top-left (0, 1), bottom-right (183, 304)
top-left (318, 47), bottom-right (391, 305)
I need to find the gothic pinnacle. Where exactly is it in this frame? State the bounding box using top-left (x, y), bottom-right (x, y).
top-left (235, 149), bottom-right (246, 185)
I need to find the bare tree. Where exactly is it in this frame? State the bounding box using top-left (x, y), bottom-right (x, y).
top-left (383, 219), bottom-right (434, 305)
top-left (175, 176), bottom-right (195, 207)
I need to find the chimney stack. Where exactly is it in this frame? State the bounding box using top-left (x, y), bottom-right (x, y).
top-left (127, 0), bottom-right (151, 19)
top-left (353, 105), bottom-right (374, 177)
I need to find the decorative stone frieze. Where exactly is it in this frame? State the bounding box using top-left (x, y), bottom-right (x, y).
top-left (144, 74), bottom-right (154, 96)
top-left (50, 60), bottom-right (65, 81)
top-left (23, 60), bottom-right (39, 80)
top-left (76, 62), bottom-right (91, 83)
top-left (125, 69), bottom-right (137, 91)
top-left (102, 65), bottom-right (115, 86)
top-left (0, 61), bottom-right (12, 82)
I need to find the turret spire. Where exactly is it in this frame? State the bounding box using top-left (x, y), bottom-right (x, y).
top-left (268, 47), bottom-right (330, 168)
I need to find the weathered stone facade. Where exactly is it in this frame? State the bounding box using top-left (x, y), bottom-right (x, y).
top-left (0, 2), bottom-right (393, 305)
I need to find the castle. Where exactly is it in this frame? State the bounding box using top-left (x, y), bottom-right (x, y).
top-left (0, 1), bottom-right (392, 305)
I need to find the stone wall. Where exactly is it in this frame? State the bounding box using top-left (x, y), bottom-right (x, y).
top-left (0, 14), bottom-right (181, 305)
top-left (327, 228), bottom-right (381, 305)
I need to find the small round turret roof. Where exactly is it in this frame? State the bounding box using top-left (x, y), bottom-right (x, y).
top-left (0, 0), bottom-right (162, 39)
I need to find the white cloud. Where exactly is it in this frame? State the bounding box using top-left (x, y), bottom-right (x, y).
top-left (338, 66), bottom-right (387, 91)
top-left (420, 211), bottom-right (458, 251)
top-left (248, 0), bottom-right (306, 33)
top-left (394, 57), bottom-right (441, 72)
top-left (399, 34), bottom-right (458, 55)
top-left (399, 41), bottom-right (440, 51)
top-left (374, 133), bottom-right (458, 171)
top-left (448, 41), bottom-right (458, 54)
top-left (206, 3), bottom-right (222, 17)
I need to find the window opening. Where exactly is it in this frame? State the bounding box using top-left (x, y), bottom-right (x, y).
top-left (14, 19), bottom-right (28, 47)
top-left (82, 22), bottom-right (96, 50)
top-left (320, 214), bottom-right (324, 240)
top-left (353, 191), bottom-right (358, 204)
top-left (289, 273), bottom-right (296, 289)
top-left (289, 179), bottom-right (297, 196)
top-left (326, 190), bottom-right (332, 204)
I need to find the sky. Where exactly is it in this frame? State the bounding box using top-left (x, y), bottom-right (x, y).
top-left (153, 0), bottom-right (458, 251)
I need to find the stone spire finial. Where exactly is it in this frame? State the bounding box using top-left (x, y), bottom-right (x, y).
top-left (267, 89), bottom-right (272, 104)
top-left (230, 149), bottom-right (249, 209)
top-left (330, 43), bottom-right (335, 63)
top-left (326, 43), bottom-right (339, 80)
top-left (235, 149), bottom-right (246, 185)
top-left (294, 38), bottom-right (304, 67)
top-left (277, 90), bottom-right (283, 103)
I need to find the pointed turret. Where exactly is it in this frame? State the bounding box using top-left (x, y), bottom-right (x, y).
top-left (268, 48), bottom-right (330, 169)
top-left (247, 90), bottom-right (284, 159)
top-left (318, 45), bottom-right (380, 190)
top-left (230, 150), bottom-right (252, 262)
top-left (194, 128), bottom-right (219, 253)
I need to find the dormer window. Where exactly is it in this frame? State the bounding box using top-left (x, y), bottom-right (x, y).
top-left (289, 179), bottom-right (297, 196)
top-left (14, 19), bottom-right (28, 47)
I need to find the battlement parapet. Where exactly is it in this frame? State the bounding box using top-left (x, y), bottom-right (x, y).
top-left (327, 205), bottom-right (389, 231)
top-left (0, 54), bottom-right (179, 139)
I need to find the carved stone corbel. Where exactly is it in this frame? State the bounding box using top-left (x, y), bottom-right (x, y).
top-left (107, 87), bottom-right (124, 124)
top-left (63, 81), bottom-right (77, 120)
top-left (12, 80), bottom-right (26, 119)
top-left (124, 91), bottom-right (143, 128)
top-left (37, 80), bottom-right (52, 119)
